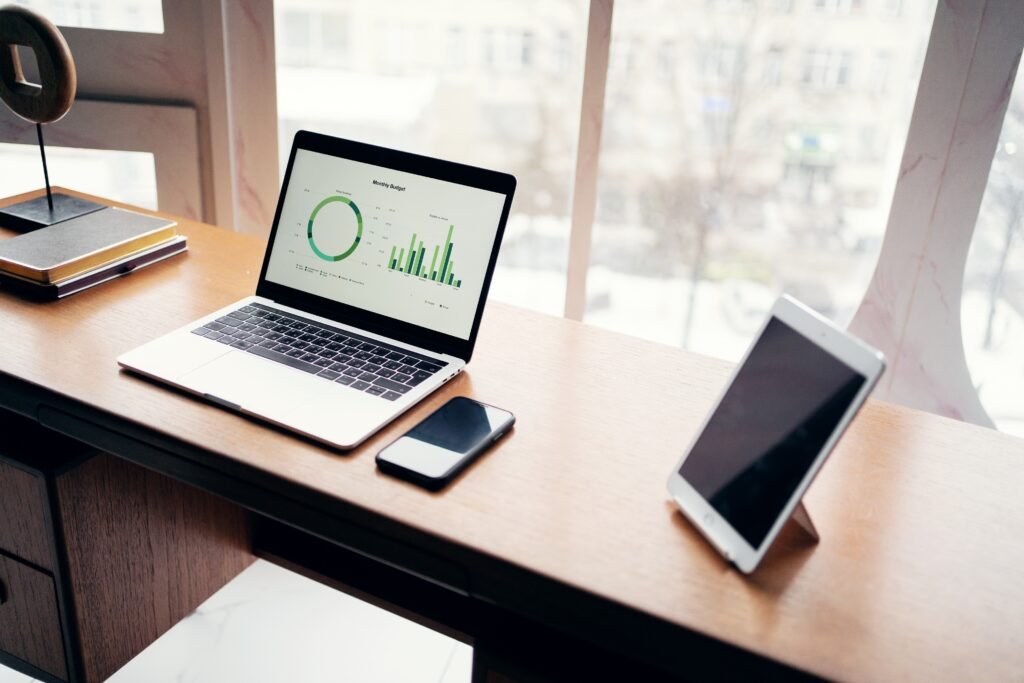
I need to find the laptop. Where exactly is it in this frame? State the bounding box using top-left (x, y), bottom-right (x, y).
top-left (118, 131), bottom-right (516, 449)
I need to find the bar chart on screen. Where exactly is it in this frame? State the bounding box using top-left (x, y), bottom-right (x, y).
top-left (386, 223), bottom-right (463, 289)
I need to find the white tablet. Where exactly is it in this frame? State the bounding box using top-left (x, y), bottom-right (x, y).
top-left (666, 295), bottom-right (885, 573)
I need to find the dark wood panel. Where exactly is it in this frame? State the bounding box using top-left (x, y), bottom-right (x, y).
top-left (0, 554), bottom-right (67, 680)
top-left (56, 454), bottom-right (253, 683)
top-left (0, 461), bottom-right (52, 570)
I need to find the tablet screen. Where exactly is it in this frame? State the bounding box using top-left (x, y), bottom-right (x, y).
top-left (679, 317), bottom-right (866, 549)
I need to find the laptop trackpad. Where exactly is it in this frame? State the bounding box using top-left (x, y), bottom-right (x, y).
top-left (179, 351), bottom-right (311, 418)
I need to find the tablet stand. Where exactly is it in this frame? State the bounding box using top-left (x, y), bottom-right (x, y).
top-left (790, 501), bottom-right (819, 543)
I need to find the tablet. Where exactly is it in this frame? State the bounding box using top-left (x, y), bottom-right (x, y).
top-left (666, 295), bottom-right (885, 573)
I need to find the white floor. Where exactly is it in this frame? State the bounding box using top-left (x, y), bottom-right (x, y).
top-left (1, 560), bottom-right (473, 683)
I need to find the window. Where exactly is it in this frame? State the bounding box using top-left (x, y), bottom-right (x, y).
top-left (11, 0), bottom-right (163, 33)
top-left (962, 65), bottom-right (1024, 436)
top-left (585, 0), bottom-right (935, 357)
top-left (0, 144), bottom-right (157, 209)
top-left (279, 10), bottom-right (349, 68)
top-left (813, 0), bottom-right (864, 14)
top-left (274, 0), bottom-right (588, 315)
top-left (483, 28), bottom-right (536, 72)
top-left (446, 26), bottom-right (466, 69)
top-left (801, 48), bottom-right (854, 89)
top-left (699, 43), bottom-right (747, 85)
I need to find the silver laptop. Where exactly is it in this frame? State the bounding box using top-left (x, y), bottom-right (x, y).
top-left (118, 131), bottom-right (516, 449)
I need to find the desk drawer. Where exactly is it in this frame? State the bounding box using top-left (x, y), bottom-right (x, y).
top-left (0, 461), bottom-right (53, 570)
top-left (0, 554), bottom-right (67, 680)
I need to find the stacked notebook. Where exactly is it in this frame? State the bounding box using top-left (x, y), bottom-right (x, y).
top-left (0, 207), bottom-right (187, 300)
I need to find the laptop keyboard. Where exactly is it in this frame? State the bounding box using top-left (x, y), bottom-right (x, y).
top-left (189, 303), bottom-right (448, 401)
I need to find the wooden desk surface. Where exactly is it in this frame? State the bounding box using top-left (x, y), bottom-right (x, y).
top-left (1, 189), bottom-right (1022, 682)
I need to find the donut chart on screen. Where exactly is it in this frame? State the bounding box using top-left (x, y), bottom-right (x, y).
top-left (307, 195), bottom-right (362, 262)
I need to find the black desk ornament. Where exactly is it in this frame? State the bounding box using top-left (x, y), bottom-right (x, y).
top-left (0, 4), bottom-right (104, 232)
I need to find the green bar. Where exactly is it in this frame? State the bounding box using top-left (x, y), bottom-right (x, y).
top-left (391, 259), bottom-right (397, 269)
top-left (388, 245), bottom-right (396, 269)
top-left (416, 242), bottom-right (425, 277)
top-left (447, 271), bottom-right (454, 285)
top-left (406, 233), bottom-right (417, 272)
top-left (397, 248), bottom-right (405, 272)
top-left (456, 279), bottom-right (461, 288)
top-left (428, 245), bottom-right (439, 281)
top-left (440, 241), bottom-right (454, 283)
top-left (439, 225), bottom-right (453, 280)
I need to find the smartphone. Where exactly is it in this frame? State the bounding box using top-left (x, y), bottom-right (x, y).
top-left (376, 396), bottom-right (515, 491)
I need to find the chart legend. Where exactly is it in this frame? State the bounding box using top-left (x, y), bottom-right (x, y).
top-left (387, 224), bottom-right (462, 288)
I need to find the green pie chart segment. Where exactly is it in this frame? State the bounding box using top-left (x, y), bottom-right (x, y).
top-left (308, 195), bottom-right (362, 262)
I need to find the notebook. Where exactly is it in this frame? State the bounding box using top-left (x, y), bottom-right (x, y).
top-left (0, 207), bottom-right (177, 284)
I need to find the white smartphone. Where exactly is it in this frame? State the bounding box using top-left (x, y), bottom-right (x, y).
top-left (666, 295), bottom-right (885, 573)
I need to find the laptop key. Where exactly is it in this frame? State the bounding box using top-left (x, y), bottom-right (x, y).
top-left (398, 365), bottom-right (417, 375)
top-left (386, 352), bottom-right (405, 361)
top-left (358, 372), bottom-right (378, 382)
top-left (373, 377), bottom-right (411, 394)
top-left (351, 380), bottom-right (371, 391)
top-left (315, 358), bottom-right (333, 368)
top-left (259, 339), bottom-right (277, 348)
top-left (381, 391), bottom-right (402, 401)
top-left (206, 331), bottom-right (224, 341)
top-left (301, 353), bottom-right (320, 363)
top-left (358, 343), bottom-right (376, 351)
top-left (406, 371), bottom-right (432, 387)
top-left (240, 305), bottom-right (257, 313)
top-left (248, 345), bottom-right (320, 374)
top-left (343, 367), bottom-right (363, 377)
top-left (191, 327), bottom-right (211, 336)
top-left (377, 369), bottom-right (396, 378)
top-left (353, 351), bottom-right (372, 360)
top-left (317, 369), bottom-right (340, 380)
top-left (207, 322), bottom-right (226, 331)
top-left (363, 364), bottom-right (382, 373)
top-left (216, 335), bottom-right (235, 345)
top-left (365, 385), bottom-right (386, 396)
top-left (286, 349), bottom-right (305, 358)
top-left (329, 362), bottom-right (348, 372)
top-left (335, 376), bottom-right (355, 386)
top-left (417, 361), bottom-right (444, 373)
top-left (231, 341), bottom-right (254, 350)
top-left (347, 359), bottom-right (366, 368)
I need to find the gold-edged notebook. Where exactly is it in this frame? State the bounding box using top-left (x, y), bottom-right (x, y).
top-left (0, 207), bottom-right (177, 284)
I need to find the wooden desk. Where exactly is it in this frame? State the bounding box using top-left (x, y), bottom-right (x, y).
top-left (1, 189), bottom-right (1022, 682)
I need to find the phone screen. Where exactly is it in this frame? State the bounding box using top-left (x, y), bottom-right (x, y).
top-left (377, 397), bottom-right (514, 484)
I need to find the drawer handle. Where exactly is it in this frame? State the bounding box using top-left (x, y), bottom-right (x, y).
top-left (0, 578), bottom-right (7, 606)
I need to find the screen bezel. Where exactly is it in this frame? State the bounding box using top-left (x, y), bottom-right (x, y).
top-left (666, 295), bottom-right (885, 573)
top-left (256, 130), bottom-right (517, 362)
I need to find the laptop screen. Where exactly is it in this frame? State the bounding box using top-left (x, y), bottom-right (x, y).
top-left (264, 148), bottom-right (508, 340)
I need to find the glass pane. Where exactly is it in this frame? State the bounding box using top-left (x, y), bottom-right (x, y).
top-left (11, 0), bottom-right (163, 33)
top-left (274, 0), bottom-right (587, 315)
top-left (586, 0), bottom-right (936, 358)
top-left (962, 62), bottom-right (1024, 437)
top-left (0, 143), bottom-right (157, 210)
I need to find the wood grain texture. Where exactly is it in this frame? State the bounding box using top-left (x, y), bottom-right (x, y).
top-left (0, 5), bottom-right (76, 124)
top-left (56, 453), bottom-right (252, 683)
top-left (0, 554), bottom-right (66, 680)
top-left (0, 461), bottom-right (51, 571)
top-left (1, 188), bottom-right (1023, 681)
